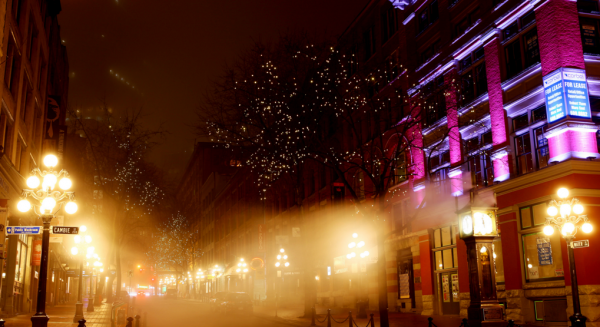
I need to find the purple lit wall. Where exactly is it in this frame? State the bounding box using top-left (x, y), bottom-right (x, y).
top-left (484, 38), bottom-right (507, 148)
top-left (536, 0), bottom-right (599, 162)
top-left (535, 0), bottom-right (585, 76)
top-left (445, 70), bottom-right (462, 165)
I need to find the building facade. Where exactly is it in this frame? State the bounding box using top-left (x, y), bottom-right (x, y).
top-left (179, 0), bottom-right (600, 326)
top-left (0, 0), bottom-right (71, 315)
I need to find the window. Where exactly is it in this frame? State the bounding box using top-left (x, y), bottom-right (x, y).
top-left (20, 79), bottom-right (32, 121)
top-left (469, 153), bottom-right (494, 189)
top-left (381, 6), bottom-right (397, 44)
top-left (453, 7), bottom-right (480, 39)
top-left (512, 114), bottom-right (528, 131)
top-left (580, 17), bottom-right (600, 55)
top-left (429, 151), bottom-right (450, 170)
top-left (520, 203), bottom-right (548, 229)
top-left (385, 52), bottom-right (400, 84)
top-left (4, 39), bottom-right (20, 96)
top-left (522, 232), bottom-right (564, 281)
top-left (482, 131), bottom-right (493, 146)
top-left (534, 126), bottom-right (549, 169)
top-left (392, 152), bottom-right (407, 185)
top-left (461, 49), bottom-right (487, 105)
top-left (353, 171), bottom-right (365, 200)
top-left (420, 39), bottom-right (440, 65)
top-left (15, 139), bottom-right (24, 171)
top-left (515, 133), bottom-right (533, 175)
top-left (503, 12), bottom-right (540, 79)
top-left (346, 46), bottom-right (359, 78)
top-left (418, 0), bottom-right (439, 34)
top-left (307, 171), bottom-right (315, 196)
top-left (492, 238), bottom-right (505, 283)
top-left (578, 0), bottom-right (599, 13)
top-left (433, 226), bottom-right (458, 271)
top-left (319, 168), bottom-right (327, 190)
top-left (363, 27), bottom-right (376, 61)
top-left (422, 77), bottom-right (445, 126)
top-left (531, 106), bottom-right (547, 123)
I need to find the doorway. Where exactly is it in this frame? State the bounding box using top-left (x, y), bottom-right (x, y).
top-left (438, 271), bottom-right (460, 315)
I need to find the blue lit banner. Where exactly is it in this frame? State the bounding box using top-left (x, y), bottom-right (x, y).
top-left (543, 67), bottom-right (591, 123)
top-left (543, 70), bottom-right (566, 123)
top-left (563, 68), bottom-right (591, 119)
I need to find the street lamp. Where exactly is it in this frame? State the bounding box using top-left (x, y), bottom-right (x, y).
top-left (544, 188), bottom-right (593, 327)
top-left (71, 227), bottom-right (93, 322)
top-left (347, 233), bottom-right (369, 318)
top-left (19, 154), bottom-right (77, 327)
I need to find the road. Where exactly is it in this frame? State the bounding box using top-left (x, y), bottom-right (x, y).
top-left (134, 297), bottom-right (299, 327)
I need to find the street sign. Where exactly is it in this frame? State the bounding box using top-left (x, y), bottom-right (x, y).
top-left (51, 226), bottom-right (79, 234)
top-left (5, 226), bottom-right (41, 235)
top-left (572, 240), bottom-right (589, 248)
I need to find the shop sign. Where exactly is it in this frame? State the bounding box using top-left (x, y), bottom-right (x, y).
top-left (32, 240), bottom-right (42, 266)
top-left (572, 240), bottom-right (589, 248)
top-left (537, 238), bottom-right (553, 265)
top-left (543, 67), bottom-right (591, 123)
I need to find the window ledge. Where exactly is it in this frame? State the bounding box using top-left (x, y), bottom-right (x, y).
top-left (501, 62), bottom-right (542, 92)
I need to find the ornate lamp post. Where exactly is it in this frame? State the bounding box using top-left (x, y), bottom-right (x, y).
top-left (17, 154), bottom-right (77, 327)
top-left (235, 258), bottom-right (248, 292)
top-left (71, 228), bottom-right (93, 322)
top-left (543, 188), bottom-right (593, 327)
top-left (458, 205), bottom-right (504, 327)
top-left (347, 232), bottom-right (369, 318)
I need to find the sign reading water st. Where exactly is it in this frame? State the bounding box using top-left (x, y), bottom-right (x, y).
top-left (6, 226), bottom-right (41, 235)
top-left (543, 67), bottom-right (591, 123)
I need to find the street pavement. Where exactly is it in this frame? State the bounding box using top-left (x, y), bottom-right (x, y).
top-left (136, 296), bottom-right (469, 327)
top-left (0, 300), bottom-right (112, 327)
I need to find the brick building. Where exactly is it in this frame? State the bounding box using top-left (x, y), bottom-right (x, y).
top-left (180, 0), bottom-right (600, 325)
top-left (0, 0), bottom-right (71, 315)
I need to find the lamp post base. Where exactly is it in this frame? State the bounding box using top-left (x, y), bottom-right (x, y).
top-left (73, 302), bottom-right (84, 323)
top-left (570, 313), bottom-right (587, 327)
top-left (31, 312), bottom-right (49, 327)
top-left (87, 297), bottom-right (95, 312)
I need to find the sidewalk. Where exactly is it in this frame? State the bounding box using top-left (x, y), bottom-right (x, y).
top-left (252, 303), bottom-right (466, 327)
top-left (1, 301), bottom-right (112, 327)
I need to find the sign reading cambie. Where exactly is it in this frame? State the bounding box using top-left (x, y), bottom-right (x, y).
top-left (543, 67), bottom-right (591, 123)
top-left (5, 226), bottom-right (41, 235)
top-left (51, 226), bottom-right (79, 234)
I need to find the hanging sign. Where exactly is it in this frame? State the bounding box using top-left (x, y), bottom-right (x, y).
top-left (572, 240), bottom-right (590, 248)
top-left (32, 240), bottom-right (42, 266)
top-left (543, 67), bottom-right (591, 123)
top-left (537, 238), bottom-right (553, 265)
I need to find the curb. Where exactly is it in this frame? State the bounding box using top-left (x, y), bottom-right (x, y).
top-left (253, 312), bottom-right (308, 326)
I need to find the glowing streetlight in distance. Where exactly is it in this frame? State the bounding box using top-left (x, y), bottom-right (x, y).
top-left (27, 176), bottom-right (40, 189)
top-left (80, 225), bottom-right (87, 232)
top-left (84, 235), bottom-right (92, 243)
top-left (59, 178), bottom-right (72, 190)
top-left (352, 233), bottom-right (358, 238)
top-left (280, 248), bottom-right (285, 253)
top-left (74, 235), bottom-right (81, 244)
top-left (43, 155), bottom-right (58, 168)
top-left (65, 202), bottom-right (78, 214)
top-left (17, 199), bottom-right (31, 212)
top-left (557, 188), bottom-right (569, 199)
top-left (71, 247), bottom-right (78, 255)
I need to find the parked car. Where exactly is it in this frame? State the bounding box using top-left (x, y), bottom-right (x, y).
top-left (165, 289), bottom-right (177, 299)
top-left (210, 292), bottom-right (229, 311)
top-left (219, 292), bottom-right (253, 314)
top-left (137, 291), bottom-right (147, 297)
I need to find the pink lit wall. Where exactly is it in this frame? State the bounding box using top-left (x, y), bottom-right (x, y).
top-left (535, 0), bottom-right (585, 76)
top-left (409, 99), bottom-right (426, 181)
top-left (484, 38), bottom-right (508, 148)
top-left (444, 70), bottom-right (462, 165)
top-left (547, 128), bottom-right (599, 162)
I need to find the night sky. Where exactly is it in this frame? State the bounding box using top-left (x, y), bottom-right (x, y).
top-left (58, 0), bottom-right (367, 181)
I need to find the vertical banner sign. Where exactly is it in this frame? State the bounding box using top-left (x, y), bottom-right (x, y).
top-left (257, 224), bottom-right (265, 252)
top-left (32, 240), bottom-right (42, 266)
top-left (543, 67), bottom-right (591, 123)
top-left (537, 238), bottom-right (553, 265)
